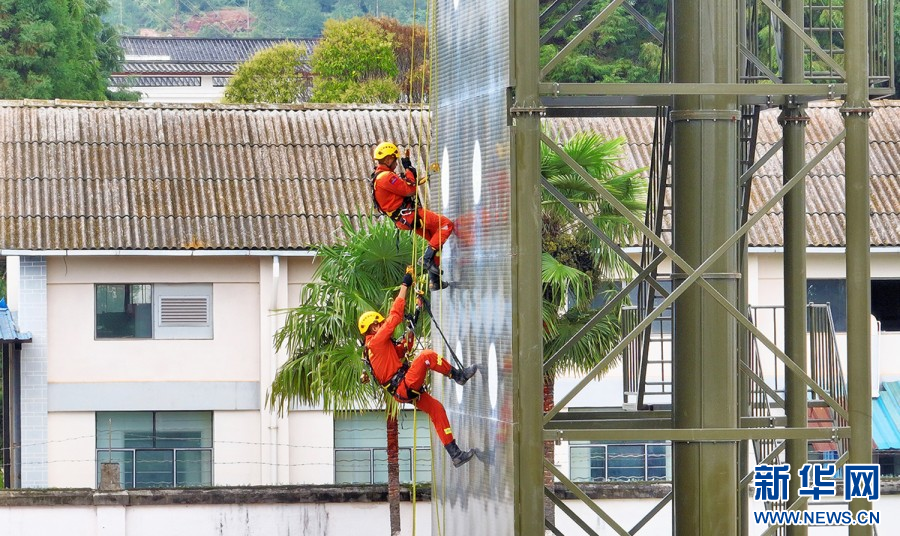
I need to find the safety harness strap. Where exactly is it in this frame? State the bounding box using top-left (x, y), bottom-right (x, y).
top-left (371, 170), bottom-right (419, 225)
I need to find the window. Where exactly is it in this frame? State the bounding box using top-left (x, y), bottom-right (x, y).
top-left (871, 280), bottom-right (900, 331)
top-left (95, 284), bottom-right (212, 339)
top-left (807, 278), bottom-right (900, 333)
top-left (807, 279), bottom-right (847, 332)
top-left (334, 411), bottom-right (432, 484)
top-left (570, 441), bottom-right (671, 482)
top-left (96, 411), bottom-right (213, 488)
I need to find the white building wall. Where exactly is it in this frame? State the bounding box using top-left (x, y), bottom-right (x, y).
top-left (288, 410), bottom-right (335, 484)
top-left (31, 254), bottom-right (326, 488)
top-left (119, 75), bottom-right (226, 104)
top-left (213, 411), bottom-right (262, 486)
top-left (47, 412), bottom-right (95, 487)
top-left (10, 247), bottom-right (898, 489)
top-left (46, 256), bottom-right (260, 385)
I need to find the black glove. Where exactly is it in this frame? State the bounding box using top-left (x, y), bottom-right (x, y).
top-left (401, 156), bottom-right (413, 169)
top-left (401, 273), bottom-right (413, 287)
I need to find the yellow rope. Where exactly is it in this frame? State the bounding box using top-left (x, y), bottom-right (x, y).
top-left (426, 2), bottom-right (449, 534)
top-left (408, 4), bottom-right (423, 536)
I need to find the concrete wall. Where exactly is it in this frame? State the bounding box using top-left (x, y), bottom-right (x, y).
top-left (0, 486), bottom-right (896, 536)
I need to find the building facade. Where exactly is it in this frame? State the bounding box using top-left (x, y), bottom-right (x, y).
top-left (110, 37), bottom-right (316, 103)
top-left (1, 99), bottom-right (899, 489)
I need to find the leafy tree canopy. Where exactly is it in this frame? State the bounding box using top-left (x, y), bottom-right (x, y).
top-left (539, 0), bottom-right (666, 84)
top-left (309, 17), bottom-right (400, 103)
top-left (0, 0), bottom-right (126, 100)
top-left (222, 41), bottom-right (309, 103)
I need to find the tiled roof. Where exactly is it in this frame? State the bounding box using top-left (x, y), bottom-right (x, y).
top-left (116, 37), bottom-right (316, 77)
top-left (0, 100), bottom-right (426, 250)
top-left (0, 304), bottom-right (32, 343)
top-left (121, 62), bottom-right (240, 75)
top-left (0, 99), bottom-right (898, 251)
top-left (548, 100), bottom-right (900, 248)
top-left (110, 76), bottom-right (201, 88)
top-left (120, 37), bottom-right (317, 62)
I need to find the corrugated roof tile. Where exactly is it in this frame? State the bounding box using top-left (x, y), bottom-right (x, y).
top-left (1, 99), bottom-right (899, 250)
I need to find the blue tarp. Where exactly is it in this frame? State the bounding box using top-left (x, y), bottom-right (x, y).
top-left (873, 382), bottom-right (900, 450)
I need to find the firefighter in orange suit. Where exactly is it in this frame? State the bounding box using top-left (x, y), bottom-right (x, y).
top-left (371, 141), bottom-right (454, 290)
top-left (358, 272), bottom-right (478, 467)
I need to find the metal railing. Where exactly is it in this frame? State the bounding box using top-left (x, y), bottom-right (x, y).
top-left (334, 446), bottom-right (432, 484)
top-left (621, 300), bottom-right (673, 408)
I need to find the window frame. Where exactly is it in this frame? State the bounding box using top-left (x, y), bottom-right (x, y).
top-left (95, 411), bottom-right (213, 489)
top-left (333, 410), bottom-right (433, 484)
top-left (569, 441), bottom-right (672, 483)
top-left (94, 283), bottom-right (213, 340)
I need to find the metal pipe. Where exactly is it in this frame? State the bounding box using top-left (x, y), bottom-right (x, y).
top-left (671, 0), bottom-right (739, 533)
top-left (843, 0), bottom-right (874, 533)
top-left (782, 1), bottom-right (809, 533)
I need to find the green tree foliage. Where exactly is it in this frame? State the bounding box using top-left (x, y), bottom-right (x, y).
top-left (539, 0), bottom-right (666, 83)
top-left (251, 0), bottom-right (325, 38)
top-left (370, 16), bottom-right (428, 102)
top-left (0, 0), bottom-right (126, 100)
top-left (309, 17), bottom-right (400, 103)
top-left (540, 132), bottom-right (647, 380)
top-left (222, 41), bottom-right (309, 103)
top-left (894, 3), bottom-right (899, 96)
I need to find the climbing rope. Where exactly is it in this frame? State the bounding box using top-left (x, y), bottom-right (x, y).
top-left (424, 3), bottom-right (450, 533)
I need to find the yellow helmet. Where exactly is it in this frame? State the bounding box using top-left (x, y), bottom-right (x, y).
top-left (358, 311), bottom-right (385, 335)
top-left (373, 142), bottom-right (399, 161)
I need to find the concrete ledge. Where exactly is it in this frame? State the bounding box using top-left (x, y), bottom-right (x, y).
top-left (0, 485), bottom-right (433, 507)
top-left (1, 479), bottom-right (896, 507)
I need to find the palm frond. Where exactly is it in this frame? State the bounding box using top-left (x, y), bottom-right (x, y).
top-left (541, 129), bottom-right (649, 382)
top-left (542, 252), bottom-right (592, 311)
top-left (269, 213), bottom-right (427, 416)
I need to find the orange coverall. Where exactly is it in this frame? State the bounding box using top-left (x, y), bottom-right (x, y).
top-left (372, 164), bottom-right (455, 251)
top-left (364, 295), bottom-right (456, 446)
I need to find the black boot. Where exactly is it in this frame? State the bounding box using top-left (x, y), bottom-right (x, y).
top-left (429, 272), bottom-right (451, 291)
top-left (450, 364), bottom-right (478, 386)
top-left (445, 440), bottom-right (475, 468)
top-left (422, 246), bottom-right (441, 275)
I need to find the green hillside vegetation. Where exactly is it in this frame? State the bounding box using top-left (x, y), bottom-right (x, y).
top-left (104, 0), bottom-right (427, 38)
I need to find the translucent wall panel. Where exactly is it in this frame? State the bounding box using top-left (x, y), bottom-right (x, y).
top-left (430, 1), bottom-right (513, 534)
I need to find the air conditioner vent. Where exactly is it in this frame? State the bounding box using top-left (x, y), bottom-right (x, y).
top-left (159, 296), bottom-right (209, 326)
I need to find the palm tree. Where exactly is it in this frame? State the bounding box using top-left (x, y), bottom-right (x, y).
top-left (269, 214), bottom-right (421, 536)
top-left (268, 133), bottom-right (646, 533)
top-left (540, 132), bottom-right (648, 522)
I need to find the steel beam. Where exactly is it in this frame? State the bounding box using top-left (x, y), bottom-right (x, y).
top-left (511, 1), bottom-right (545, 535)
top-left (539, 82), bottom-right (847, 97)
top-left (546, 427), bottom-right (850, 442)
